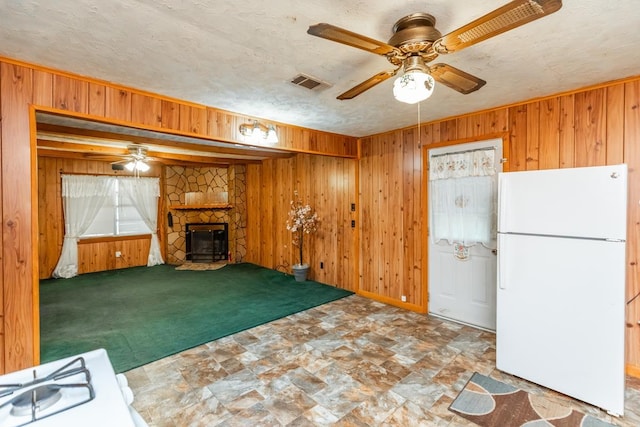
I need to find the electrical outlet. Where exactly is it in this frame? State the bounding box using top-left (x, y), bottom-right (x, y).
top-left (320, 261), bottom-right (324, 269)
top-left (350, 203), bottom-right (356, 212)
top-left (401, 295), bottom-right (407, 302)
top-left (351, 220), bottom-right (356, 228)
top-left (115, 251), bottom-right (122, 258)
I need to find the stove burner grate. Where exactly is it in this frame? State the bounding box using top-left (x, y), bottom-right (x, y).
top-left (0, 356), bottom-right (95, 426)
top-left (10, 385), bottom-right (62, 417)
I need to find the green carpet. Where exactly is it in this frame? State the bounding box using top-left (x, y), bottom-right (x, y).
top-left (40, 263), bottom-right (353, 373)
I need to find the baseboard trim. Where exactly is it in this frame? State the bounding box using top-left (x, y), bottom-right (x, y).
top-left (626, 364), bottom-right (640, 379)
top-left (356, 289), bottom-right (426, 313)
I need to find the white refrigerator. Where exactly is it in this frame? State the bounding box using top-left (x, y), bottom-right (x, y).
top-left (496, 164), bottom-right (627, 416)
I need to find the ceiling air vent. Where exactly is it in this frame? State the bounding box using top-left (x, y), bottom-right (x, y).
top-left (289, 73), bottom-right (331, 91)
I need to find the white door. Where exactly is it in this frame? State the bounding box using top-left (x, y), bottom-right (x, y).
top-left (427, 139), bottom-right (503, 330)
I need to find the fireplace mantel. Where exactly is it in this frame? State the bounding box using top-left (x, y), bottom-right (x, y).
top-left (170, 204), bottom-right (233, 210)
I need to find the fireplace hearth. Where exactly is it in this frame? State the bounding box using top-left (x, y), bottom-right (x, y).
top-left (186, 223), bottom-right (228, 262)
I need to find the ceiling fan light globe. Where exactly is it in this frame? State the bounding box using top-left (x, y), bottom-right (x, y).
top-left (136, 161), bottom-right (150, 172)
top-left (124, 161), bottom-right (136, 171)
top-left (393, 71), bottom-right (434, 104)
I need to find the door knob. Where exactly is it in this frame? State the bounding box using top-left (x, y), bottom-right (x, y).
top-left (491, 249), bottom-right (498, 255)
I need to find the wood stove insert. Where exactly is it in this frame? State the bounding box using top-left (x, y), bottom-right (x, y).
top-left (186, 223), bottom-right (228, 262)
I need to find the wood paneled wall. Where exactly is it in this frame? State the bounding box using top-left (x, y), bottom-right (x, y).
top-left (0, 56), bottom-right (356, 373)
top-left (77, 237), bottom-right (151, 274)
top-left (359, 128), bottom-right (428, 312)
top-left (1, 62), bottom-right (35, 374)
top-left (2, 53), bottom-right (639, 376)
top-left (245, 154), bottom-right (357, 291)
top-left (359, 80), bottom-right (640, 372)
top-left (37, 156), bottom-right (162, 279)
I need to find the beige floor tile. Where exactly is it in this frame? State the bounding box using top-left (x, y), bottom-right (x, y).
top-left (128, 295), bottom-right (640, 426)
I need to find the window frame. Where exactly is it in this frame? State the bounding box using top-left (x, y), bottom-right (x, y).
top-left (79, 177), bottom-right (155, 240)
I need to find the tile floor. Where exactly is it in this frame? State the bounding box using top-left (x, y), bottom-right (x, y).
top-left (127, 295), bottom-right (640, 426)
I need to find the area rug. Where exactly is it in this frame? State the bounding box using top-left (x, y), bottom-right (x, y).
top-left (175, 261), bottom-right (227, 271)
top-left (449, 373), bottom-right (615, 427)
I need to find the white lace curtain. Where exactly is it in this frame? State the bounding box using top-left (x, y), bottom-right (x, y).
top-left (53, 175), bottom-right (164, 279)
top-left (53, 175), bottom-right (116, 278)
top-left (429, 148), bottom-right (497, 248)
top-left (119, 177), bottom-right (164, 266)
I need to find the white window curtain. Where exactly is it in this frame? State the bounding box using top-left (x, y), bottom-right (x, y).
top-left (429, 148), bottom-right (497, 248)
top-left (52, 175), bottom-right (116, 278)
top-left (119, 177), bottom-right (164, 266)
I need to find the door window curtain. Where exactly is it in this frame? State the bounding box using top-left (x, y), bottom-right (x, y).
top-left (119, 177), bottom-right (164, 266)
top-left (429, 148), bottom-right (497, 248)
top-left (52, 175), bottom-right (116, 278)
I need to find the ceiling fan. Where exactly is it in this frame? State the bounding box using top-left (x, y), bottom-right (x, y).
top-left (307, 0), bottom-right (562, 103)
top-left (101, 144), bottom-right (154, 172)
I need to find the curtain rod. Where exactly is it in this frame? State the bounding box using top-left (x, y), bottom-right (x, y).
top-left (58, 170), bottom-right (160, 178)
top-left (429, 146), bottom-right (496, 159)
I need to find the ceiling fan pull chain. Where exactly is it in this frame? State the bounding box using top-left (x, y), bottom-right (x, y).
top-left (417, 101), bottom-right (421, 148)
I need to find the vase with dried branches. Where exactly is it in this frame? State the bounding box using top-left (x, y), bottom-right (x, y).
top-left (286, 191), bottom-right (318, 281)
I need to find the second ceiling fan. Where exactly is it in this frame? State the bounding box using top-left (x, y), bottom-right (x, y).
top-left (307, 0), bottom-right (562, 103)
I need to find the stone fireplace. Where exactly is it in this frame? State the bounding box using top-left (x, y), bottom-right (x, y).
top-left (165, 165), bottom-right (247, 265)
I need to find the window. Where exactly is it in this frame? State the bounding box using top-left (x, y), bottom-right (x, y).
top-left (429, 146), bottom-right (497, 247)
top-left (81, 179), bottom-right (151, 238)
top-left (54, 174), bottom-right (163, 278)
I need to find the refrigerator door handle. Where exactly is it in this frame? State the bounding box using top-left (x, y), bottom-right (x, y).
top-left (498, 175), bottom-right (507, 232)
top-left (498, 234), bottom-right (507, 290)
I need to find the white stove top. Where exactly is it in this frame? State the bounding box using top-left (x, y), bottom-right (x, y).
top-left (0, 349), bottom-right (136, 427)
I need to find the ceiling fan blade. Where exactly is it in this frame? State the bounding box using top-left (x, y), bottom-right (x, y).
top-left (433, 0), bottom-right (562, 54)
top-left (430, 64), bottom-right (486, 95)
top-left (307, 23), bottom-right (398, 56)
top-left (83, 153), bottom-right (128, 161)
top-left (337, 70), bottom-right (398, 100)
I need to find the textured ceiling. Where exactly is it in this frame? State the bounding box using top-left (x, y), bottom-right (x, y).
top-left (1, 1), bottom-right (639, 137)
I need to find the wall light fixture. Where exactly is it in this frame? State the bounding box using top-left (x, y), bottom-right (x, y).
top-left (239, 120), bottom-right (279, 145)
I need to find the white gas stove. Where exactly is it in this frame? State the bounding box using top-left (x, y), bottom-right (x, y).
top-left (0, 349), bottom-right (146, 427)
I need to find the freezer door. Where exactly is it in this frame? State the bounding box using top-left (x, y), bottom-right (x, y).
top-left (498, 164), bottom-right (627, 240)
top-left (496, 233), bottom-right (625, 415)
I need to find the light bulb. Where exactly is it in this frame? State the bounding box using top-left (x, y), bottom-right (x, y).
top-left (393, 71), bottom-right (435, 104)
